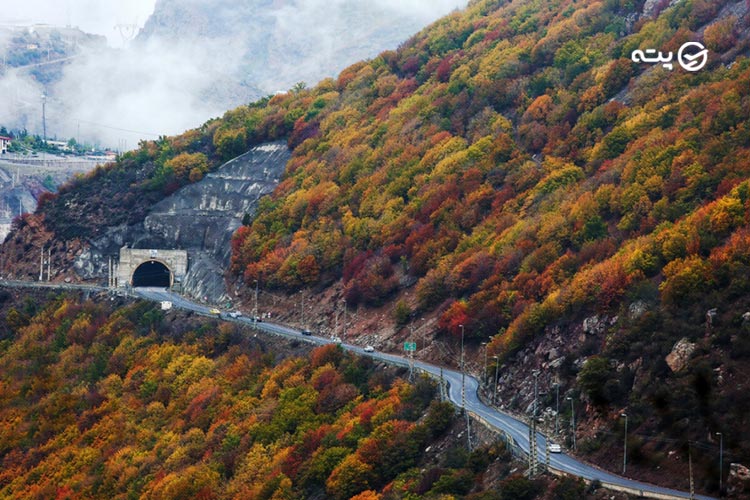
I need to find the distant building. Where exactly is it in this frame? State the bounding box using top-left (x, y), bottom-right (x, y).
top-left (47, 140), bottom-right (72, 151)
top-left (0, 136), bottom-right (10, 154)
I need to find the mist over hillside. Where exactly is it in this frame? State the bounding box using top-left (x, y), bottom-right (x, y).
top-left (1, 0), bottom-right (467, 148)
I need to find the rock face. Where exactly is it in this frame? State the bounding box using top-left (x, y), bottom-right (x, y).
top-left (73, 141), bottom-right (290, 301)
top-left (665, 338), bottom-right (696, 372)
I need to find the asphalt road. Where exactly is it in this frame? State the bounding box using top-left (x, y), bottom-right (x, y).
top-left (6, 284), bottom-right (713, 500)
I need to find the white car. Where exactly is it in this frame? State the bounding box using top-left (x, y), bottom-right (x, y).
top-left (548, 443), bottom-right (562, 453)
top-left (228, 311), bottom-right (242, 318)
top-left (363, 345), bottom-right (375, 353)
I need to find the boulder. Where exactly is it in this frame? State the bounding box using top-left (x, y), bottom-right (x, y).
top-left (583, 315), bottom-right (607, 335)
top-left (665, 338), bottom-right (696, 372)
top-left (728, 463), bottom-right (750, 497)
top-left (628, 301), bottom-right (648, 319)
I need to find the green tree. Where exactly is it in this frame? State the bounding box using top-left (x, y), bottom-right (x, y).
top-left (578, 356), bottom-right (612, 406)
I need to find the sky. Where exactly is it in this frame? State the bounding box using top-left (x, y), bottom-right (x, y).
top-left (0, 0), bottom-right (156, 47)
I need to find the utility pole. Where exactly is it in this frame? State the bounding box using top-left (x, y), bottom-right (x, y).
top-left (334, 303), bottom-right (339, 339)
top-left (716, 432), bottom-right (723, 494)
top-left (555, 382), bottom-right (560, 435)
top-left (408, 323), bottom-right (415, 382)
top-left (41, 93), bottom-right (47, 146)
top-left (39, 246), bottom-right (44, 281)
top-left (530, 423), bottom-right (537, 475)
top-left (300, 294), bottom-right (304, 326)
top-left (342, 300), bottom-right (347, 339)
top-left (567, 396), bottom-right (576, 451)
top-left (253, 279), bottom-right (259, 319)
top-left (108, 256), bottom-right (112, 287)
top-left (459, 324), bottom-right (470, 452)
top-left (492, 355), bottom-right (500, 406)
top-left (482, 342), bottom-right (488, 388)
top-left (421, 317), bottom-right (426, 357)
top-left (689, 442), bottom-right (695, 500)
top-left (529, 370), bottom-right (539, 476)
top-left (621, 413), bottom-right (628, 475)
top-left (460, 324), bottom-right (466, 411)
top-left (47, 247), bottom-right (51, 281)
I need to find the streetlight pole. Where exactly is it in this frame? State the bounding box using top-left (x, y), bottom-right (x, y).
top-left (300, 293), bottom-right (305, 327)
top-left (621, 413), bottom-right (628, 475)
top-left (492, 355), bottom-right (499, 406)
top-left (460, 324), bottom-right (465, 411)
top-left (253, 279), bottom-right (259, 319)
top-left (482, 342), bottom-right (488, 388)
top-left (408, 323), bottom-right (415, 381)
top-left (555, 383), bottom-right (560, 435)
top-left (420, 318), bottom-right (426, 354)
top-left (719, 434), bottom-right (724, 492)
top-left (533, 370), bottom-right (539, 418)
top-left (567, 396), bottom-right (576, 451)
top-left (531, 370), bottom-right (540, 475)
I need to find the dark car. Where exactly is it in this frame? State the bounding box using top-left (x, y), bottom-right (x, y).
top-left (301, 329), bottom-right (312, 336)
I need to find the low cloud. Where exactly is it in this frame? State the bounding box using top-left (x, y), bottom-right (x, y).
top-left (3, 0), bottom-right (469, 148)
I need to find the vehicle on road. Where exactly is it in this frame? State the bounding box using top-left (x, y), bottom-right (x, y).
top-left (228, 311), bottom-right (242, 318)
top-left (331, 336), bottom-right (342, 343)
top-left (301, 329), bottom-right (312, 336)
top-left (548, 443), bottom-right (562, 453)
top-left (160, 301), bottom-right (172, 310)
top-left (252, 316), bottom-right (263, 322)
top-left (363, 345), bottom-right (375, 352)
top-left (209, 308), bottom-right (221, 315)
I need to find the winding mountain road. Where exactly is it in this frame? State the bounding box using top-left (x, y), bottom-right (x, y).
top-left (0, 281), bottom-right (715, 499)
top-left (131, 287), bottom-right (716, 500)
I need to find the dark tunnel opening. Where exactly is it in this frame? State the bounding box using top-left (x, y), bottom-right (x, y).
top-left (132, 260), bottom-right (172, 288)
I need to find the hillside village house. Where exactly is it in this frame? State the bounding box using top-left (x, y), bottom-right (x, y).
top-left (0, 136), bottom-right (10, 154)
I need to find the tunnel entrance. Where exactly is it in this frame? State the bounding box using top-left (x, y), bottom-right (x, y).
top-left (132, 260), bottom-right (172, 287)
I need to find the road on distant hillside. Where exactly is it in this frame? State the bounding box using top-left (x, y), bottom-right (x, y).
top-left (131, 287), bottom-right (715, 500)
top-left (0, 281), bottom-right (714, 500)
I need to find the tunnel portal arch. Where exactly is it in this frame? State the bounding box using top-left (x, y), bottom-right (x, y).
top-left (117, 248), bottom-right (188, 289)
top-left (131, 259), bottom-right (172, 287)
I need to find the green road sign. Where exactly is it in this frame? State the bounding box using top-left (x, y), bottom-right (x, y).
top-left (404, 342), bottom-right (417, 351)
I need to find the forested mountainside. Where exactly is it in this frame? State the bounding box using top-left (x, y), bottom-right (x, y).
top-left (3, 0), bottom-right (750, 494)
top-left (0, 290), bottom-right (594, 499)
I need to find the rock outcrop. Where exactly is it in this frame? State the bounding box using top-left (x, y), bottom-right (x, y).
top-left (665, 338), bottom-right (696, 373)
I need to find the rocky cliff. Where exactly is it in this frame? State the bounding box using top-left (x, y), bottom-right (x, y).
top-left (73, 141), bottom-right (290, 301)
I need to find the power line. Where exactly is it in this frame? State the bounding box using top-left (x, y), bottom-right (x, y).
top-left (72, 118), bottom-right (161, 137)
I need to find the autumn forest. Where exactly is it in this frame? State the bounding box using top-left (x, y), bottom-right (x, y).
top-left (3, 0), bottom-right (750, 497)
